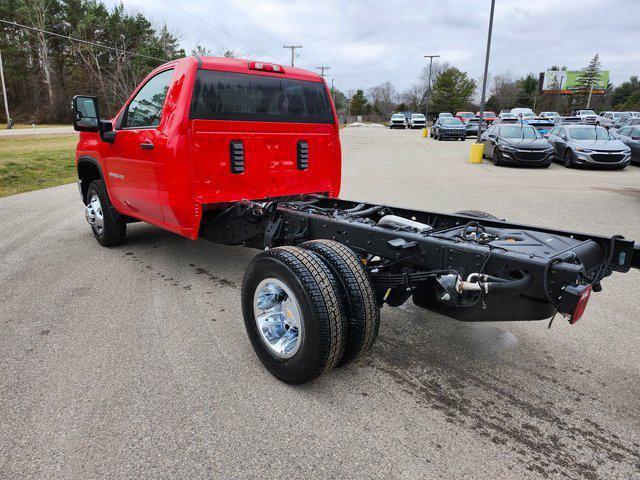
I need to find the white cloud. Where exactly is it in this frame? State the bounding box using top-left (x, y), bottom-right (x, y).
top-left (104, 0), bottom-right (640, 92)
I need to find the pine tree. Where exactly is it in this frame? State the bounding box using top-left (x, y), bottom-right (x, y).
top-left (575, 54), bottom-right (602, 94)
top-left (349, 90), bottom-right (369, 115)
top-left (429, 67), bottom-right (476, 113)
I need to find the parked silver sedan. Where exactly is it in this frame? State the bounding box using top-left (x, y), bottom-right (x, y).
top-left (546, 125), bottom-right (631, 169)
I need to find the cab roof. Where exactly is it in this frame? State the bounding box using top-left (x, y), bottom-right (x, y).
top-left (194, 56), bottom-right (324, 83)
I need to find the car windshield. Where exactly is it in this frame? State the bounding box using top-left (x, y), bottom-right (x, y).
top-left (391, 114), bottom-right (404, 119)
top-left (482, 112), bottom-right (495, 117)
top-left (543, 112), bottom-right (559, 116)
top-left (568, 127), bottom-right (611, 140)
top-left (442, 118), bottom-right (463, 125)
top-left (500, 113), bottom-right (516, 118)
top-left (579, 110), bottom-right (596, 115)
top-left (439, 113), bottom-right (452, 117)
top-left (522, 112), bottom-right (536, 118)
top-left (459, 113), bottom-right (474, 118)
top-left (412, 114), bottom-right (425, 119)
top-left (500, 125), bottom-right (539, 139)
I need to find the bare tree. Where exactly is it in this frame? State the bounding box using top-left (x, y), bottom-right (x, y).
top-left (489, 72), bottom-right (519, 111)
top-left (398, 84), bottom-right (423, 111)
top-left (368, 81), bottom-right (396, 115)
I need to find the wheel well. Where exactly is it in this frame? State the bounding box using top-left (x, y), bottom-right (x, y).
top-left (78, 160), bottom-right (101, 203)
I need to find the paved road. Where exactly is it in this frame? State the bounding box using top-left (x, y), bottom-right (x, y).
top-left (0, 126), bottom-right (75, 136)
top-left (1, 128), bottom-right (639, 479)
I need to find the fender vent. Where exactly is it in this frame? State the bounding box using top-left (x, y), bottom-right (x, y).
top-left (297, 140), bottom-right (308, 170)
top-left (230, 141), bottom-right (245, 174)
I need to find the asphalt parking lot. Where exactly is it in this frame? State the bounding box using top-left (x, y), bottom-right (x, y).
top-left (1, 127), bottom-right (639, 479)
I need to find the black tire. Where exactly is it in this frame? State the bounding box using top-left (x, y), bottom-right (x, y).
top-left (454, 210), bottom-right (500, 220)
top-left (86, 180), bottom-right (126, 247)
top-left (492, 148), bottom-right (503, 166)
top-left (242, 246), bottom-right (346, 384)
top-left (302, 240), bottom-right (380, 366)
top-left (563, 149), bottom-right (574, 168)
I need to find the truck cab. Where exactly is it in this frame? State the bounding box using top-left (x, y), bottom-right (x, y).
top-left (74, 57), bottom-right (340, 241)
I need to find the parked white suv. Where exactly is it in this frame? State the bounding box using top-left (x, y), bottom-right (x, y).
top-left (572, 109), bottom-right (598, 125)
top-left (389, 113), bottom-right (407, 129)
top-left (408, 113), bottom-right (426, 129)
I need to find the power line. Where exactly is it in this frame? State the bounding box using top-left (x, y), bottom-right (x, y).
top-left (206, 0), bottom-right (288, 47)
top-left (159, 0), bottom-right (282, 62)
top-left (0, 19), bottom-right (167, 62)
top-left (243, 0), bottom-right (299, 43)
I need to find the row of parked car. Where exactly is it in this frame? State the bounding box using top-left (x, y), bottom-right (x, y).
top-left (478, 122), bottom-right (638, 169)
top-left (389, 112), bottom-right (426, 129)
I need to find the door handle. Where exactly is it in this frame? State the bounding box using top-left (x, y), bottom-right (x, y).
top-left (140, 141), bottom-right (154, 150)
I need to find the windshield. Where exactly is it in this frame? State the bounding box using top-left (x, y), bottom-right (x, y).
top-left (391, 114), bottom-right (404, 119)
top-left (542, 112), bottom-right (559, 117)
top-left (439, 113), bottom-right (452, 117)
top-left (521, 112), bottom-right (536, 118)
top-left (412, 114), bottom-right (425, 119)
top-left (481, 112), bottom-right (495, 117)
top-left (579, 110), bottom-right (596, 115)
top-left (458, 112), bottom-right (474, 118)
top-left (500, 113), bottom-right (516, 118)
top-left (442, 118), bottom-right (463, 125)
top-left (568, 127), bottom-right (611, 140)
top-left (500, 125), bottom-right (540, 139)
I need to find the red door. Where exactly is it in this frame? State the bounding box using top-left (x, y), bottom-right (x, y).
top-left (104, 128), bottom-right (164, 221)
top-left (104, 68), bottom-right (175, 222)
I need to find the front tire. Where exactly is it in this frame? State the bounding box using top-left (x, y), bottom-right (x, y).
top-left (242, 247), bottom-right (346, 384)
top-left (85, 180), bottom-right (126, 247)
top-left (563, 149), bottom-right (574, 168)
top-left (302, 240), bottom-right (380, 366)
top-left (492, 148), bottom-right (503, 166)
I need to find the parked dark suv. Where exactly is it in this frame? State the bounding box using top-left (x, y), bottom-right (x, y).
top-left (431, 117), bottom-right (466, 140)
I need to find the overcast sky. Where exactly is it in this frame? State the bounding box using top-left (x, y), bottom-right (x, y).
top-left (105, 0), bottom-right (639, 94)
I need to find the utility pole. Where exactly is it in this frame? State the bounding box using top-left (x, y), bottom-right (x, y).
top-left (283, 44), bottom-right (302, 67)
top-left (476, 0), bottom-right (495, 143)
top-left (423, 54), bottom-right (439, 123)
top-left (330, 78), bottom-right (335, 104)
top-left (316, 65), bottom-right (330, 77)
top-left (0, 51), bottom-right (12, 129)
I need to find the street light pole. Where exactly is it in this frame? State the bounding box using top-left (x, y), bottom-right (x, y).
top-left (0, 51), bottom-right (12, 129)
top-left (476, 0), bottom-right (496, 143)
top-left (423, 54), bottom-right (439, 123)
top-left (476, 0), bottom-right (495, 143)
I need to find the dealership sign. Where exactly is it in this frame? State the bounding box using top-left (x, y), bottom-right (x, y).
top-left (540, 70), bottom-right (610, 93)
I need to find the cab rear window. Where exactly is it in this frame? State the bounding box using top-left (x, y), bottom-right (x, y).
top-left (190, 70), bottom-right (334, 123)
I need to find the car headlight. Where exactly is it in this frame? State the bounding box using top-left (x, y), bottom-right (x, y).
top-left (500, 144), bottom-right (516, 152)
top-left (575, 148), bottom-right (593, 153)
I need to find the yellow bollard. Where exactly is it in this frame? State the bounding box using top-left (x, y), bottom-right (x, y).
top-left (468, 143), bottom-right (484, 163)
top-left (422, 128), bottom-right (428, 138)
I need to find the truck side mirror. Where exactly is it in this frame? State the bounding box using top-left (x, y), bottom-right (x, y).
top-left (73, 95), bottom-right (100, 132)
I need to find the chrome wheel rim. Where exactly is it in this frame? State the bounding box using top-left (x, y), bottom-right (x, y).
top-left (85, 194), bottom-right (104, 235)
top-left (253, 278), bottom-right (303, 359)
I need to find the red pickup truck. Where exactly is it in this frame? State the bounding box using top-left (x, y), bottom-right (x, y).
top-left (73, 56), bottom-right (640, 384)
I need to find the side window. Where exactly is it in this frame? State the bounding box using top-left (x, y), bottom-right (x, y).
top-left (123, 69), bottom-right (174, 129)
top-left (559, 128), bottom-right (566, 138)
top-left (619, 127), bottom-right (631, 136)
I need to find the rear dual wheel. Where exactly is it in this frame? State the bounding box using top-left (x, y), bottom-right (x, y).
top-left (242, 242), bottom-right (379, 384)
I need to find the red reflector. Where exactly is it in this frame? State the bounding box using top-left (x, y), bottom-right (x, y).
top-left (570, 284), bottom-right (592, 324)
top-left (249, 61), bottom-right (285, 73)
